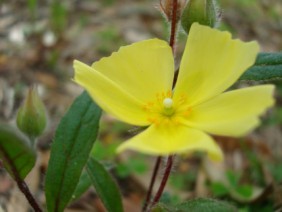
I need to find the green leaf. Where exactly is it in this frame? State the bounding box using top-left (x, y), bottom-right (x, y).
top-left (229, 186), bottom-right (263, 203)
top-left (151, 203), bottom-right (175, 212)
top-left (86, 157), bottom-right (123, 212)
top-left (51, 1), bottom-right (67, 32)
top-left (45, 91), bottom-right (102, 212)
top-left (255, 52), bottom-right (282, 65)
top-left (115, 163), bottom-right (131, 178)
top-left (0, 125), bottom-right (36, 180)
top-left (72, 161), bottom-right (115, 202)
top-left (240, 65), bottom-right (282, 81)
top-left (71, 169), bottom-right (92, 201)
top-left (91, 141), bottom-right (119, 160)
top-left (236, 185), bottom-right (253, 198)
top-left (175, 198), bottom-right (237, 212)
top-left (210, 182), bottom-right (229, 197)
top-left (268, 163), bottom-right (282, 182)
top-left (226, 170), bottom-right (240, 188)
top-left (159, 192), bottom-right (181, 206)
top-left (152, 198), bottom-right (237, 212)
top-left (240, 52), bottom-right (282, 81)
top-left (116, 157), bottom-right (148, 178)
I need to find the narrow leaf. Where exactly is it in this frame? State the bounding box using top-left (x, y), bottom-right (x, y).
top-left (175, 198), bottom-right (237, 212)
top-left (240, 65), bottom-right (282, 81)
top-left (71, 169), bottom-right (92, 201)
top-left (86, 157), bottom-right (123, 212)
top-left (71, 161), bottom-right (114, 202)
top-left (45, 91), bottom-right (102, 212)
top-left (240, 52), bottom-right (282, 81)
top-left (255, 52), bottom-right (282, 65)
top-left (0, 124), bottom-right (36, 180)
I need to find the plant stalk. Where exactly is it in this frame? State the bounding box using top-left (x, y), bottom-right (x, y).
top-left (0, 146), bottom-right (42, 212)
top-left (169, 0), bottom-right (179, 53)
top-left (16, 180), bottom-right (43, 212)
top-left (142, 156), bottom-right (162, 212)
top-left (143, 0), bottom-right (179, 210)
top-left (151, 155), bottom-right (174, 206)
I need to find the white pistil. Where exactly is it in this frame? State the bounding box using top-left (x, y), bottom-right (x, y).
top-left (163, 98), bottom-right (173, 108)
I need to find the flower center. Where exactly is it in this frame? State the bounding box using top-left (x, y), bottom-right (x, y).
top-left (163, 98), bottom-right (173, 108)
top-left (143, 91), bottom-right (190, 124)
top-left (162, 98), bottom-right (174, 116)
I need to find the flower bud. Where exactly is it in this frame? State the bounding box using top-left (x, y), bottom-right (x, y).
top-left (181, 0), bottom-right (220, 34)
top-left (17, 87), bottom-right (47, 139)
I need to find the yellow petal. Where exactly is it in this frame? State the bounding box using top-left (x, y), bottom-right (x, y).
top-left (92, 39), bottom-right (174, 102)
top-left (74, 60), bottom-right (149, 126)
top-left (174, 23), bottom-right (259, 107)
top-left (117, 124), bottom-right (223, 161)
top-left (183, 85), bottom-right (275, 136)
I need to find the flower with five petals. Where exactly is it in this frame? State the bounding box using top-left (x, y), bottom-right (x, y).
top-left (73, 23), bottom-right (274, 161)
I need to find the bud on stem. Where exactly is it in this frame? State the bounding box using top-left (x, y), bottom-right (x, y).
top-left (181, 0), bottom-right (220, 34)
top-left (17, 87), bottom-right (47, 141)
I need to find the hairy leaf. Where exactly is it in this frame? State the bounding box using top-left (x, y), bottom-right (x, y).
top-left (240, 52), bottom-right (282, 81)
top-left (175, 198), bottom-right (237, 212)
top-left (151, 203), bottom-right (175, 212)
top-left (151, 198), bottom-right (236, 212)
top-left (255, 52), bottom-right (282, 65)
top-left (45, 91), bottom-right (102, 212)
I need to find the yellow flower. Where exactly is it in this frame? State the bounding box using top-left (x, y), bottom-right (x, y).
top-left (73, 23), bottom-right (274, 161)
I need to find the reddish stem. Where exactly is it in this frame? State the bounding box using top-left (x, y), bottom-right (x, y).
top-left (16, 180), bottom-right (42, 212)
top-left (142, 156), bottom-right (162, 212)
top-left (0, 146), bottom-right (42, 212)
top-left (143, 0), bottom-right (179, 210)
top-left (169, 0), bottom-right (178, 53)
top-left (148, 0), bottom-right (179, 209)
top-left (151, 155), bottom-right (174, 207)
